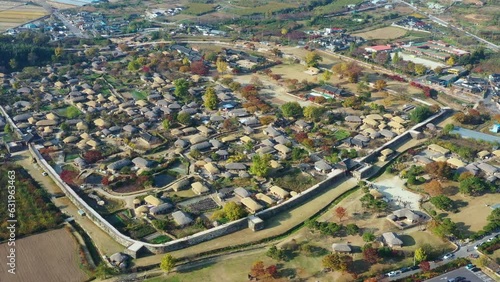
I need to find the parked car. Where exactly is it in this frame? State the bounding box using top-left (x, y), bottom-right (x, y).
top-left (387, 270), bottom-right (401, 277)
top-left (443, 253), bottom-right (454, 260)
top-left (466, 264), bottom-right (476, 270)
top-left (455, 277), bottom-right (466, 282)
top-left (474, 243), bottom-right (483, 250)
top-left (410, 265), bottom-right (420, 270)
top-left (400, 267), bottom-right (410, 273)
top-left (42, 172), bottom-right (48, 176)
top-left (487, 235), bottom-right (499, 242)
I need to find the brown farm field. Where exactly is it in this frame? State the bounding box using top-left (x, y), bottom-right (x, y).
top-left (0, 1), bottom-right (48, 32)
top-left (0, 228), bottom-right (89, 282)
top-left (353, 26), bottom-right (408, 40)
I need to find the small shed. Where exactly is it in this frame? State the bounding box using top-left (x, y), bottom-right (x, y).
top-left (171, 211), bottom-right (193, 226)
top-left (331, 243), bottom-right (352, 253)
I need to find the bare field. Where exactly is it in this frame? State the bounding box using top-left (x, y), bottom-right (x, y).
top-left (0, 228), bottom-right (89, 282)
top-left (0, 2), bottom-right (48, 31)
top-left (353, 26), bottom-right (408, 40)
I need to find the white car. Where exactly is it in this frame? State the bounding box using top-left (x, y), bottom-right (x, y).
top-left (387, 271), bottom-right (401, 277)
top-left (443, 253), bottom-right (454, 260)
top-left (474, 243), bottom-right (483, 250)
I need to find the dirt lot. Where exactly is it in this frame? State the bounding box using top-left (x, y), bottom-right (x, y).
top-left (0, 2), bottom-right (48, 32)
top-left (353, 26), bottom-right (408, 40)
top-left (0, 228), bottom-right (89, 282)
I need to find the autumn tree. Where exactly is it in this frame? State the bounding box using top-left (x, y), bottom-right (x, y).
top-left (191, 60), bottom-right (209, 75)
top-left (414, 64), bottom-right (427, 76)
top-left (419, 261), bottom-right (431, 272)
top-left (414, 247), bottom-right (427, 263)
top-left (322, 253), bottom-right (352, 273)
top-left (374, 79), bottom-right (387, 91)
top-left (362, 244), bottom-right (379, 264)
top-left (425, 161), bottom-right (451, 179)
top-left (335, 206), bottom-right (347, 222)
top-left (305, 51), bottom-right (323, 67)
top-left (322, 70), bottom-right (332, 82)
top-left (216, 57), bottom-right (228, 73)
top-left (160, 254), bottom-right (176, 273)
top-left (446, 56), bottom-right (455, 66)
top-left (424, 179), bottom-right (443, 196)
top-left (203, 87), bottom-right (219, 110)
top-left (83, 150), bottom-right (103, 163)
top-left (249, 261), bottom-right (278, 280)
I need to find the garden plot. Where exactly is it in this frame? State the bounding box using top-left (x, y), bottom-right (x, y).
top-left (372, 174), bottom-right (422, 210)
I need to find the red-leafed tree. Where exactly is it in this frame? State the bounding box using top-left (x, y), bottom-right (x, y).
top-left (419, 261), bottom-right (431, 272)
top-left (266, 265), bottom-right (278, 278)
top-left (60, 170), bottom-right (78, 185)
top-left (335, 206), bottom-right (347, 222)
top-left (362, 244), bottom-right (380, 264)
top-left (191, 60), bottom-right (209, 75)
top-left (101, 176), bottom-right (110, 186)
top-left (83, 150), bottom-right (103, 163)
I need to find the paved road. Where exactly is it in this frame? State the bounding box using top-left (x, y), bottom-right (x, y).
top-left (386, 232), bottom-right (500, 281)
top-left (426, 267), bottom-right (494, 282)
top-left (52, 11), bottom-right (89, 38)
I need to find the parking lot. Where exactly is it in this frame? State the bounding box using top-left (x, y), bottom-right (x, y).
top-left (426, 267), bottom-right (495, 282)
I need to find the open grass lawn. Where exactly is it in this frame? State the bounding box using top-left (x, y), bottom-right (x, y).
top-left (131, 90), bottom-right (148, 100)
top-left (149, 235), bottom-right (172, 244)
top-left (446, 192), bottom-right (500, 235)
top-left (56, 105), bottom-right (81, 119)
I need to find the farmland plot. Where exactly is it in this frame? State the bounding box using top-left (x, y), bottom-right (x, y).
top-left (0, 228), bottom-right (89, 282)
top-left (0, 1), bottom-right (48, 32)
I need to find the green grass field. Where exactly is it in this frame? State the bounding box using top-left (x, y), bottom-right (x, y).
top-left (183, 3), bottom-right (215, 16)
top-left (229, 2), bottom-right (296, 16)
top-left (313, 0), bottom-right (364, 15)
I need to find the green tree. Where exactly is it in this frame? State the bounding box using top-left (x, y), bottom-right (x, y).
top-left (346, 224), bottom-right (360, 235)
top-left (160, 254), bottom-right (176, 273)
top-left (203, 87), bottom-right (219, 110)
top-left (162, 119), bottom-right (171, 131)
top-left (414, 247), bottom-right (427, 264)
top-left (266, 245), bottom-right (287, 261)
top-left (305, 51), bottom-right (323, 67)
top-left (4, 123), bottom-right (11, 133)
top-left (174, 78), bottom-right (189, 98)
top-left (177, 112), bottom-right (192, 125)
top-left (303, 106), bottom-right (325, 122)
top-left (9, 58), bottom-right (18, 69)
top-left (249, 154), bottom-right (271, 177)
top-left (459, 176), bottom-right (488, 196)
top-left (363, 232), bottom-right (376, 242)
top-left (409, 106), bottom-right (432, 123)
top-left (281, 102), bottom-right (303, 119)
top-left (94, 262), bottom-right (117, 279)
top-left (430, 195), bottom-right (455, 211)
top-left (392, 52), bottom-right (400, 64)
top-left (84, 47), bottom-right (99, 57)
top-left (443, 124), bottom-right (454, 134)
top-left (127, 60), bottom-right (141, 71)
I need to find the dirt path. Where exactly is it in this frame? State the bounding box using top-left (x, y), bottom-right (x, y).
top-left (14, 151), bottom-right (124, 256)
